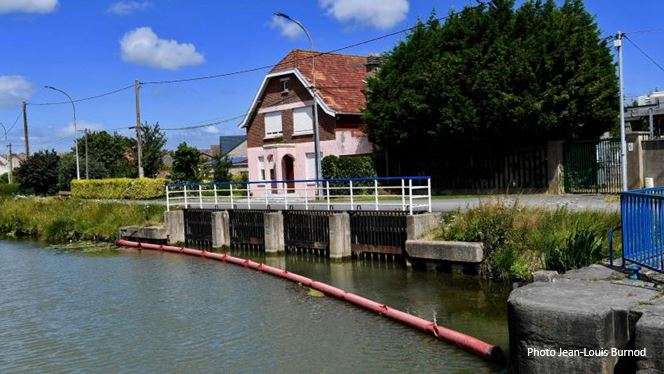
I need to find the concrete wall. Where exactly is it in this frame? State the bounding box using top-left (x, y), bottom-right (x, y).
top-left (164, 210), bottom-right (184, 244)
top-left (642, 139), bottom-right (664, 186)
top-left (406, 213), bottom-right (442, 240)
top-left (626, 132), bottom-right (648, 189)
top-left (328, 212), bottom-right (351, 260)
top-left (211, 211), bottom-right (230, 248)
top-left (546, 141), bottom-right (564, 194)
top-left (264, 211), bottom-right (285, 254)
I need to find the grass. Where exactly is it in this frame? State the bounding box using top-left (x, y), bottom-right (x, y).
top-left (0, 196), bottom-right (165, 244)
top-left (431, 201), bottom-right (620, 281)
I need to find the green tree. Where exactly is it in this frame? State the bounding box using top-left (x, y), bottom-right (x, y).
top-left (140, 122), bottom-right (167, 177)
top-left (171, 142), bottom-right (201, 182)
top-left (57, 152), bottom-right (107, 191)
top-left (15, 150), bottom-right (60, 195)
top-left (364, 0), bottom-right (618, 175)
top-left (211, 152), bottom-right (232, 182)
top-left (77, 131), bottom-right (135, 178)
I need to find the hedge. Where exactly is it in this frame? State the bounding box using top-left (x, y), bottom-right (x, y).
top-left (71, 178), bottom-right (167, 199)
top-left (321, 155), bottom-right (376, 180)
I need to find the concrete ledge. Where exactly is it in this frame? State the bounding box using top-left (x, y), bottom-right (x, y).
top-left (119, 225), bottom-right (167, 242)
top-left (406, 213), bottom-right (442, 240)
top-left (405, 239), bottom-right (483, 263)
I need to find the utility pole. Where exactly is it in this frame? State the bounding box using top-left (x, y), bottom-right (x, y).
top-left (134, 79), bottom-right (144, 178)
top-left (7, 143), bottom-right (12, 184)
top-left (22, 101), bottom-right (30, 157)
top-left (615, 31), bottom-right (628, 191)
top-left (84, 129), bottom-right (89, 179)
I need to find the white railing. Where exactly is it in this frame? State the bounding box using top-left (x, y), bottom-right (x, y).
top-left (166, 176), bottom-right (432, 215)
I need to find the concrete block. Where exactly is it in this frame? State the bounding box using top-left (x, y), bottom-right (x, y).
top-left (508, 278), bottom-right (657, 373)
top-left (328, 212), bottom-right (351, 260)
top-left (532, 270), bottom-right (559, 283)
top-left (634, 300), bottom-right (664, 371)
top-left (405, 240), bottom-right (483, 263)
top-left (118, 225), bottom-right (167, 241)
top-left (406, 213), bottom-right (442, 240)
top-left (164, 210), bottom-right (185, 244)
top-left (211, 211), bottom-right (230, 248)
top-left (264, 211), bottom-right (284, 254)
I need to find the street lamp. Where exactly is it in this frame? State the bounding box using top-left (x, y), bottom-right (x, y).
top-left (45, 85), bottom-right (80, 180)
top-left (273, 12), bottom-right (322, 182)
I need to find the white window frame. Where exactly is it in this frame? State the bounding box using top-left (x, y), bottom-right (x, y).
top-left (305, 152), bottom-right (316, 180)
top-left (264, 111), bottom-right (283, 138)
top-left (293, 106), bottom-right (314, 136)
top-left (258, 156), bottom-right (266, 181)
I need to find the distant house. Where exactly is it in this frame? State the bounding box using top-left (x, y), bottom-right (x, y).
top-left (0, 154), bottom-right (24, 178)
top-left (219, 135), bottom-right (247, 176)
top-left (240, 49), bottom-right (375, 195)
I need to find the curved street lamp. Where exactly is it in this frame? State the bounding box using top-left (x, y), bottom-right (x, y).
top-left (273, 12), bottom-right (322, 182)
top-left (45, 85), bottom-right (80, 180)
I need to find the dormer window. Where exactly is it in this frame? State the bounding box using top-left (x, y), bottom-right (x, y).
top-left (280, 78), bottom-right (289, 93)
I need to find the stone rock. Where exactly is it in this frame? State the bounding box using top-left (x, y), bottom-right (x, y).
top-left (561, 264), bottom-right (626, 282)
top-left (634, 298), bottom-right (664, 371)
top-left (532, 270), bottom-right (559, 283)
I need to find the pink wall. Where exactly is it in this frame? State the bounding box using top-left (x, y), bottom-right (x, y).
top-left (247, 129), bottom-right (373, 196)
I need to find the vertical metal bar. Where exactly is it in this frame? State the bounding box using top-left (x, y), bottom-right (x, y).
top-left (265, 183), bottom-right (269, 207)
top-left (427, 177), bottom-right (432, 213)
top-left (230, 183), bottom-right (234, 207)
top-left (184, 185), bottom-right (188, 208)
top-left (304, 183), bottom-right (309, 210)
top-left (350, 180), bottom-right (354, 211)
top-left (408, 179), bottom-right (413, 215)
top-left (284, 182), bottom-right (289, 209)
top-left (213, 184), bottom-right (218, 207)
top-left (326, 181), bottom-right (330, 210)
top-left (198, 185), bottom-right (203, 208)
top-left (165, 184), bottom-right (170, 211)
top-left (401, 178), bottom-right (405, 211)
top-left (374, 179), bottom-right (379, 211)
top-left (247, 183), bottom-right (251, 209)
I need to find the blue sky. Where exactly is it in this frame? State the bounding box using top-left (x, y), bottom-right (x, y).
top-left (1, 0), bottom-right (663, 153)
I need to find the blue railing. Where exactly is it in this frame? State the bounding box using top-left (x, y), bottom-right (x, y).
top-left (621, 187), bottom-right (664, 272)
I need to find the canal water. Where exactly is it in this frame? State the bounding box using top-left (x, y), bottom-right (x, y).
top-left (0, 241), bottom-right (509, 373)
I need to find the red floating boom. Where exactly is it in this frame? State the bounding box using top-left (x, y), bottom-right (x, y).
top-left (115, 239), bottom-right (504, 362)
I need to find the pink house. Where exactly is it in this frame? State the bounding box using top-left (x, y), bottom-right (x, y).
top-left (240, 50), bottom-right (375, 196)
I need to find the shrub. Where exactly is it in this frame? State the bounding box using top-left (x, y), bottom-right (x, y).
top-left (0, 183), bottom-right (19, 196)
top-left (15, 150), bottom-right (60, 195)
top-left (433, 202), bottom-right (619, 281)
top-left (322, 155), bottom-right (376, 180)
top-left (71, 178), bottom-right (167, 199)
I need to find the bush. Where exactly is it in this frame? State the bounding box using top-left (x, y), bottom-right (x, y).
top-left (0, 183), bottom-right (19, 196)
top-left (322, 155), bottom-right (376, 179)
top-left (71, 178), bottom-right (167, 199)
top-left (15, 150), bottom-right (60, 195)
top-left (432, 202), bottom-right (619, 281)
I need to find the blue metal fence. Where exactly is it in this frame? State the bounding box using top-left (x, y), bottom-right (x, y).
top-left (621, 187), bottom-right (664, 272)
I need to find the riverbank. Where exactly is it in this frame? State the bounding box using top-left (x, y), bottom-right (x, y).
top-left (431, 202), bottom-right (620, 281)
top-left (0, 196), bottom-right (165, 244)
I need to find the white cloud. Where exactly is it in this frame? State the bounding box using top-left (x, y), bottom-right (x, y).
top-left (0, 75), bottom-right (33, 108)
top-left (59, 120), bottom-right (104, 136)
top-left (319, 0), bottom-right (409, 29)
top-left (120, 27), bottom-right (205, 70)
top-left (0, 0), bottom-right (57, 14)
top-left (270, 15), bottom-right (304, 39)
top-left (202, 125), bottom-right (219, 134)
top-left (107, 0), bottom-right (150, 15)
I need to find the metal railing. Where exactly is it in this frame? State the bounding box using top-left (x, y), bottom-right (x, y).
top-left (621, 187), bottom-right (664, 272)
top-left (166, 176), bottom-right (432, 215)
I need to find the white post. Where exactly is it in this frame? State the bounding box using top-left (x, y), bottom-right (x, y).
top-left (326, 181), bottom-right (331, 210)
top-left (349, 180), bottom-right (354, 211)
top-left (198, 184), bottom-right (203, 209)
top-left (284, 182), bottom-right (289, 210)
top-left (213, 184), bottom-right (218, 207)
top-left (183, 185), bottom-right (188, 208)
top-left (427, 177), bottom-right (432, 213)
top-left (247, 184), bottom-right (251, 210)
top-left (265, 183), bottom-right (269, 207)
top-left (408, 178), bottom-right (413, 215)
top-left (304, 183), bottom-right (309, 210)
top-left (229, 183), bottom-right (234, 207)
top-left (401, 178), bottom-right (406, 211)
top-left (165, 185), bottom-right (170, 212)
top-left (616, 32), bottom-right (628, 191)
top-left (374, 179), bottom-right (379, 211)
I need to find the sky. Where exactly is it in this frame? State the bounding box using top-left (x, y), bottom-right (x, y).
top-left (1, 0), bottom-right (664, 154)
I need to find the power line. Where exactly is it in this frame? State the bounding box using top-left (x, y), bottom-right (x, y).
top-left (28, 83), bottom-right (135, 106)
top-left (624, 34), bottom-right (664, 75)
top-left (160, 114), bottom-right (247, 131)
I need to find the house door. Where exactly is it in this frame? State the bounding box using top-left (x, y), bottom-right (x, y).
top-left (282, 155), bottom-right (295, 192)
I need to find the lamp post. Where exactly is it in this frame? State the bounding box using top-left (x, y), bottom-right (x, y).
top-left (0, 122), bottom-right (11, 184)
top-left (45, 85), bottom-right (80, 180)
top-left (274, 12), bottom-right (322, 182)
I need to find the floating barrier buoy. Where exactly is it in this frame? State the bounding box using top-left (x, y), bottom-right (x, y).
top-left (115, 239), bottom-right (504, 362)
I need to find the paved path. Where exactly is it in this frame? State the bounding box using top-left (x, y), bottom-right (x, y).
top-left (95, 194), bottom-right (619, 212)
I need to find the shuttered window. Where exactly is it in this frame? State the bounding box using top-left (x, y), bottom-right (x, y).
top-left (293, 106), bottom-right (313, 135)
top-left (264, 112), bottom-right (282, 137)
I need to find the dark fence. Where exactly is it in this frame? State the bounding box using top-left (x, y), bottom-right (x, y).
top-left (621, 188), bottom-right (664, 273)
top-left (564, 138), bottom-right (621, 194)
top-left (183, 209), bottom-right (213, 248)
top-left (349, 210), bottom-right (408, 255)
top-left (377, 144), bottom-right (548, 192)
top-left (283, 210), bottom-right (332, 253)
top-left (228, 209), bottom-right (270, 249)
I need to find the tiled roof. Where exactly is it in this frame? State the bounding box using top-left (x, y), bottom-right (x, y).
top-left (271, 49), bottom-right (368, 114)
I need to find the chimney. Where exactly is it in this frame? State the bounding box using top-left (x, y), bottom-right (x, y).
top-left (365, 53), bottom-right (382, 75)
